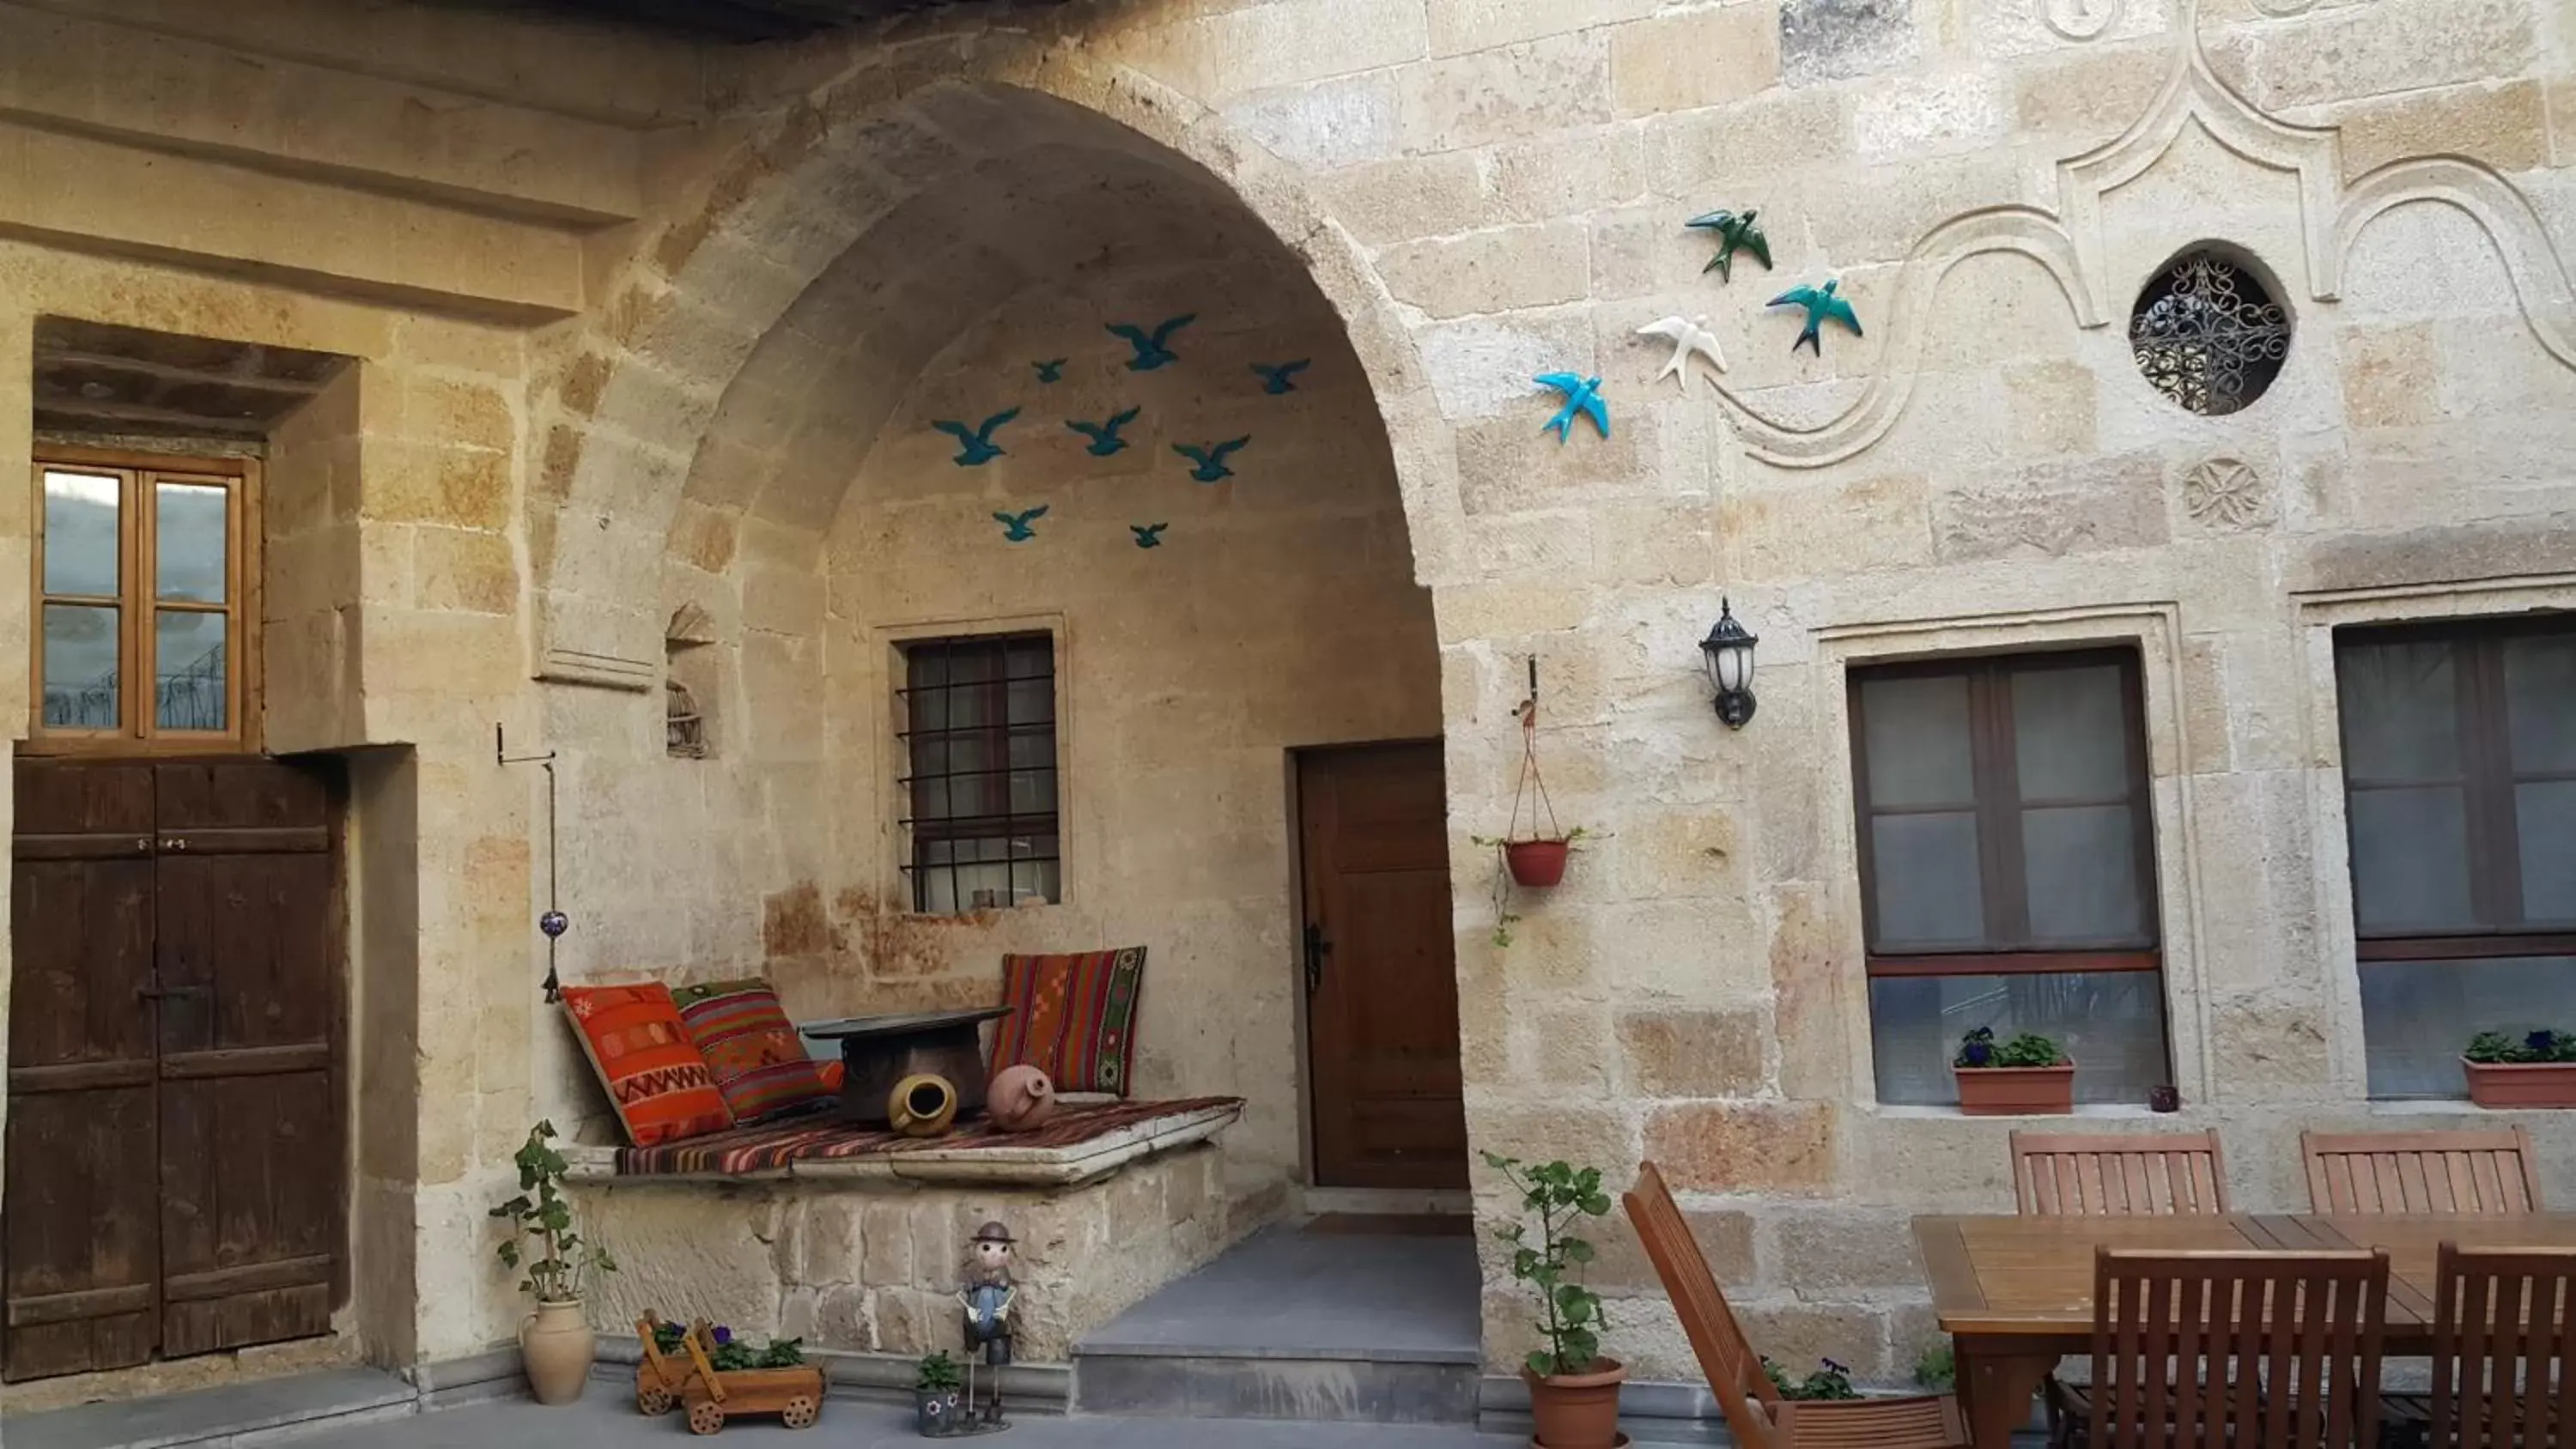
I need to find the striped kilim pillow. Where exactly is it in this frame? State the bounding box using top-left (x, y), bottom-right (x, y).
top-left (672, 979), bottom-right (835, 1124)
top-left (989, 947), bottom-right (1148, 1096)
top-left (560, 983), bottom-right (735, 1147)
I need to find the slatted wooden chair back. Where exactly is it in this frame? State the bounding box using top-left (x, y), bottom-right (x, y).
top-left (2429, 1242), bottom-right (2576, 1449)
top-left (2302, 1129), bottom-right (2543, 1216)
top-left (2088, 1246), bottom-right (2389, 1449)
top-left (2011, 1130), bottom-right (2231, 1216)
top-left (1624, 1161), bottom-right (1781, 1449)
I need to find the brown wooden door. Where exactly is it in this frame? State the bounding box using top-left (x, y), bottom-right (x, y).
top-left (3, 758), bottom-right (342, 1382)
top-left (1298, 743), bottom-right (1468, 1190)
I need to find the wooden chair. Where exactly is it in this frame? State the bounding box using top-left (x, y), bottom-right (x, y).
top-left (2427, 1242), bottom-right (2576, 1448)
top-left (2302, 1129), bottom-right (2543, 1216)
top-left (1623, 1161), bottom-right (1966, 1449)
top-left (2051, 1246), bottom-right (2391, 1449)
top-left (2013, 1130), bottom-right (2232, 1216)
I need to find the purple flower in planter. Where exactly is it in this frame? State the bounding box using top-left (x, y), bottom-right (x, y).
top-left (712, 1326), bottom-right (733, 1347)
top-left (1822, 1358), bottom-right (1850, 1374)
top-left (2528, 1031), bottom-right (2561, 1056)
top-left (1960, 1041), bottom-right (1993, 1067)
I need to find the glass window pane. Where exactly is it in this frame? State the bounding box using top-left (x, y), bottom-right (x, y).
top-left (2504, 631), bottom-right (2576, 773)
top-left (153, 610), bottom-right (227, 731)
top-left (2359, 956), bottom-right (2576, 1098)
top-left (1859, 674), bottom-right (1974, 808)
top-left (1869, 811), bottom-right (1985, 946)
top-left (154, 481), bottom-right (228, 603)
top-left (2012, 664), bottom-right (2130, 800)
top-left (2023, 803), bottom-right (2148, 943)
top-left (1868, 970), bottom-right (2170, 1106)
top-left (1008, 765), bottom-right (1055, 815)
top-left (1005, 677), bottom-right (1051, 724)
top-left (2337, 638), bottom-right (2463, 783)
top-left (41, 603), bottom-right (118, 730)
top-left (2518, 780), bottom-right (2576, 923)
top-left (42, 470), bottom-right (119, 597)
top-left (2348, 785), bottom-right (2476, 931)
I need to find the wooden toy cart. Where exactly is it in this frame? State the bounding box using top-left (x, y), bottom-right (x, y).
top-left (632, 1313), bottom-right (702, 1415)
top-left (677, 1323), bottom-right (825, 1434)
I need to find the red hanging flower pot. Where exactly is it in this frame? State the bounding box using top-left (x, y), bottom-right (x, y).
top-left (1504, 839), bottom-right (1571, 888)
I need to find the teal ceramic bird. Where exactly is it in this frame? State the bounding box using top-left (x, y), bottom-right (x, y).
top-left (1768, 280), bottom-right (1862, 355)
top-left (1534, 373), bottom-right (1610, 442)
top-left (1174, 438), bottom-right (1251, 482)
top-left (934, 408), bottom-right (1020, 466)
top-left (1251, 360), bottom-right (1309, 394)
top-left (1131, 523), bottom-right (1168, 549)
top-left (1107, 314), bottom-right (1196, 371)
top-left (993, 506), bottom-right (1048, 543)
top-left (1032, 359), bottom-right (1067, 384)
top-left (1686, 209), bottom-right (1772, 282)
top-left (1066, 406), bottom-right (1140, 457)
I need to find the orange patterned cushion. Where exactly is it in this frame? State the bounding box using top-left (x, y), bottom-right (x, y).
top-left (561, 984), bottom-right (734, 1147)
top-left (989, 947), bottom-right (1147, 1096)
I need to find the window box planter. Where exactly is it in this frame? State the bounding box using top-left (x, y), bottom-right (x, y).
top-left (1953, 1063), bottom-right (2077, 1117)
top-left (2462, 1058), bottom-right (2576, 1110)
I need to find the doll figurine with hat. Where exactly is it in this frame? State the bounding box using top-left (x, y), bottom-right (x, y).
top-left (956, 1221), bottom-right (1018, 1428)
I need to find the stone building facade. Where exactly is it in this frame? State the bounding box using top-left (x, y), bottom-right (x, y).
top-left (2, 0), bottom-right (2575, 1412)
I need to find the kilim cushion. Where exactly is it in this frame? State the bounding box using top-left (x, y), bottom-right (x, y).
top-left (560, 983), bottom-right (735, 1147)
top-left (672, 979), bottom-right (835, 1125)
top-left (989, 947), bottom-right (1147, 1096)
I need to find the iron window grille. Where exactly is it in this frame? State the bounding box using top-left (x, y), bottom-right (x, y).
top-left (2128, 249), bottom-right (2291, 416)
top-left (898, 633), bottom-right (1060, 913)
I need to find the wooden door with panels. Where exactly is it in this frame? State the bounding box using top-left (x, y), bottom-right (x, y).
top-left (4, 756), bottom-right (343, 1381)
top-left (1297, 743), bottom-right (1469, 1190)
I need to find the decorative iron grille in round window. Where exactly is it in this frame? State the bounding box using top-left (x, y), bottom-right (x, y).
top-left (2127, 249), bottom-right (2290, 415)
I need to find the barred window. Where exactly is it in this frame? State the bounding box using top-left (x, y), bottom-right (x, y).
top-left (899, 634), bottom-right (1060, 912)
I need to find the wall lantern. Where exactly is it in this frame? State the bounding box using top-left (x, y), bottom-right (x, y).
top-left (1700, 599), bottom-right (1759, 730)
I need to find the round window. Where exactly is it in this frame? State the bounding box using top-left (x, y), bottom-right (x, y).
top-left (2127, 248), bottom-right (2290, 415)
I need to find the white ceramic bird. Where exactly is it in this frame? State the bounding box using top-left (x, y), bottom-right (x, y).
top-left (1637, 314), bottom-right (1728, 391)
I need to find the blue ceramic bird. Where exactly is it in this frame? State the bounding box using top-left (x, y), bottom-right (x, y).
top-left (1534, 373), bottom-right (1610, 442)
top-left (1066, 406), bottom-right (1140, 457)
top-left (1032, 359), bottom-right (1068, 384)
top-left (1107, 314), bottom-right (1196, 371)
top-left (992, 506), bottom-right (1048, 543)
top-left (1250, 360), bottom-right (1310, 394)
top-left (934, 408), bottom-right (1020, 466)
top-left (1769, 280), bottom-right (1862, 356)
top-left (1131, 523), bottom-right (1168, 549)
top-left (1174, 438), bottom-right (1251, 482)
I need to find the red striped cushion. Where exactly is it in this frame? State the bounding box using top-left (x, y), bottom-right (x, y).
top-left (989, 948), bottom-right (1147, 1096)
top-left (673, 979), bottom-right (835, 1124)
top-left (561, 984), bottom-right (734, 1147)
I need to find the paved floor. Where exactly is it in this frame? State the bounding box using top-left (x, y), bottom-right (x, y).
top-left (1077, 1218), bottom-right (1482, 1362)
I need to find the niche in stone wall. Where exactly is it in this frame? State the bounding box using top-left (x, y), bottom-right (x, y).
top-left (665, 602), bottom-right (715, 759)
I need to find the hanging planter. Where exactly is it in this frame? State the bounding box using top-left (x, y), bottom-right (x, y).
top-left (1505, 839), bottom-right (1571, 888)
top-left (1475, 662), bottom-right (1595, 945)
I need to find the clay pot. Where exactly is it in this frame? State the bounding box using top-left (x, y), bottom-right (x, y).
top-left (890, 1073), bottom-right (960, 1137)
top-left (519, 1297), bottom-right (595, 1406)
top-left (1953, 1062), bottom-right (2077, 1116)
top-left (1504, 840), bottom-right (1571, 888)
top-left (1524, 1357), bottom-right (1625, 1449)
top-left (987, 1064), bottom-right (1057, 1133)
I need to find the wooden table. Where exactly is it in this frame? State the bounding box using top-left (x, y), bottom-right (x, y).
top-left (1915, 1212), bottom-right (2576, 1449)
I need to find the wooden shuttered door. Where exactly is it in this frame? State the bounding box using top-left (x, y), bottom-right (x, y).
top-left (4, 758), bottom-right (343, 1381)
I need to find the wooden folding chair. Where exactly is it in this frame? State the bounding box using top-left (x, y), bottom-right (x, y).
top-left (1624, 1161), bottom-right (1965, 1448)
top-left (2302, 1129), bottom-right (2543, 1216)
top-left (2052, 1246), bottom-right (2391, 1449)
top-left (2423, 1242), bottom-right (2576, 1449)
top-left (2013, 1130), bottom-right (2232, 1216)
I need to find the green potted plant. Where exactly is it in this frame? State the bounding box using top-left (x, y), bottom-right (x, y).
top-left (1952, 1027), bottom-right (2075, 1116)
top-left (489, 1120), bottom-right (617, 1405)
top-left (914, 1350), bottom-right (965, 1436)
top-left (1484, 1151), bottom-right (1624, 1449)
top-left (1765, 1357), bottom-right (1862, 1399)
top-left (2463, 1029), bottom-right (2576, 1108)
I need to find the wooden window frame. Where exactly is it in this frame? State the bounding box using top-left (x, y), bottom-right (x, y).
top-left (2336, 615), bottom-right (2576, 964)
top-left (28, 446), bottom-right (261, 756)
top-left (1849, 647), bottom-right (2163, 978)
top-left (896, 632), bottom-right (1060, 913)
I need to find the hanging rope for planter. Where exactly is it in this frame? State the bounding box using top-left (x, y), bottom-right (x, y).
top-left (1504, 657), bottom-right (1561, 847)
top-left (1495, 658), bottom-right (1572, 912)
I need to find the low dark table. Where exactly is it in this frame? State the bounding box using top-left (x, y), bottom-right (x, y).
top-left (802, 1006), bottom-right (1012, 1125)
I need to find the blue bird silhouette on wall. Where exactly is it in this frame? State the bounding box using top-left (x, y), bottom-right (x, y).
top-left (1250, 361), bottom-right (1310, 394)
top-left (1534, 373), bottom-right (1609, 442)
top-left (1066, 406), bottom-right (1140, 457)
top-left (934, 408), bottom-right (1020, 466)
top-left (1174, 438), bottom-right (1251, 482)
top-left (1131, 523), bottom-right (1168, 549)
top-left (1769, 280), bottom-right (1862, 356)
top-left (993, 506), bottom-right (1048, 542)
top-left (1032, 359), bottom-right (1068, 384)
top-left (1108, 315), bottom-right (1196, 371)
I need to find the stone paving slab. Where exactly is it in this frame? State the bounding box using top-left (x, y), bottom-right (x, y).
top-left (3, 1367), bottom-right (416, 1449)
top-left (1075, 1223), bottom-right (1482, 1363)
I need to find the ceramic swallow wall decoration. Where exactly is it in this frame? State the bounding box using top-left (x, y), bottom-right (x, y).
top-left (1131, 523), bottom-right (1168, 549)
top-left (1066, 406), bottom-right (1140, 457)
top-left (1534, 373), bottom-right (1610, 442)
top-left (993, 506), bottom-right (1048, 542)
top-left (1107, 315), bottom-right (1196, 371)
top-left (1769, 280), bottom-right (1862, 355)
top-left (934, 408), bottom-right (1020, 466)
top-left (1250, 361), bottom-right (1310, 394)
top-left (1687, 209), bottom-right (1772, 282)
top-left (1637, 315), bottom-right (1728, 391)
top-left (1174, 438), bottom-right (1251, 482)
top-left (1032, 359), bottom-right (1067, 384)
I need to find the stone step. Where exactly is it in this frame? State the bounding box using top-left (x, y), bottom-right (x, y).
top-left (3, 1367), bottom-right (416, 1449)
top-left (1072, 1349), bottom-right (1480, 1424)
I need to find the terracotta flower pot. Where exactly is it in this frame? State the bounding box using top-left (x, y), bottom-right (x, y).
top-left (2462, 1058), bottom-right (2576, 1108)
top-left (519, 1297), bottom-right (595, 1405)
top-left (987, 1064), bottom-right (1057, 1132)
top-left (1525, 1357), bottom-right (1625, 1449)
top-left (1953, 1062), bottom-right (2076, 1117)
top-left (1504, 840), bottom-right (1571, 888)
top-left (890, 1073), bottom-right (960, 1137)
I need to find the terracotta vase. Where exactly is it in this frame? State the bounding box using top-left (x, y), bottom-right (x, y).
top-left (1504, 840), bottom-right (1571, 888)
top-left (1953, 1062), bottom-right (2077, 1116)
top-left (890, 1073), bottom-right (960, 1137)
top-left (987, 1064), bottom-right (1057, 1132)
top-left (1524, 1357), bottom-right (1625, 1449)
top-left (2463, 1058), bottom-right (2576, 1108)
top-left (519, 1297), bottom-right (595, 1406)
